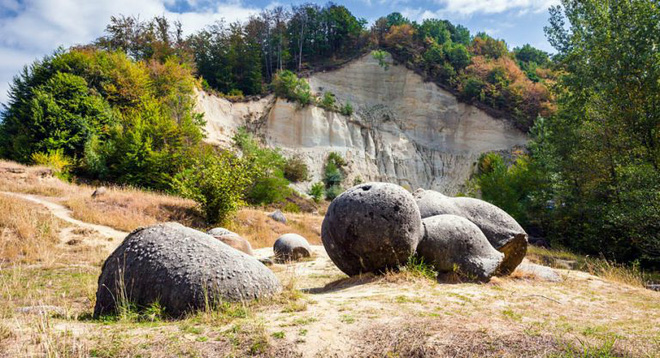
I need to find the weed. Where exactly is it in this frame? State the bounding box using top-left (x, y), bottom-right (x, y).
top-left (405, 255), bottom-right (438, 281)
top-left (272, 331), bottom-right (285, 339)
top-left (340, 314), bottom-right (355, 324)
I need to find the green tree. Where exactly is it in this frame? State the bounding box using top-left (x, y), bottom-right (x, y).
top-left (540, 0), bottom-right (660, 265)
top-left (0, 67), bottom-right (115, 162)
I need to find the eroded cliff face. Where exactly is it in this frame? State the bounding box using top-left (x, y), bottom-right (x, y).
top-left (196, 53), bottom-right (528, 194)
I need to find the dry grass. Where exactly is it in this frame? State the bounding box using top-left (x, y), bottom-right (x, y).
top-left (0, 160), bottom-right (70, 197)
top-left (528, 246), bottom-right (647, 288)
top-left (0, 195), bottom-right (63, 265)
top-left (227, 208), bottom-right (323, 248)
top-left (64, 187), bottom-right (203, 233)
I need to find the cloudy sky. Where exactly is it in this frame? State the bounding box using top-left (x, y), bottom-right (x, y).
top-left (0, 0), bottom-right (559, 106)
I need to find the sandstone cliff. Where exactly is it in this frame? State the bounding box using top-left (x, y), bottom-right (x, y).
top-left (196, 53), bottom-right (528, 194)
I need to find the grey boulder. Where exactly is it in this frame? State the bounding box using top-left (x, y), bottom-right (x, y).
top-left (94, 223), bottom-right (280, 317)
top-left (418, 215), bottom-right (504, 281)
top-left (414, 189), bottom-right (527, 275)
top-left (268, 210), bottom-right (287, 224)
top-left (207, 227), bottom-right (254, 256)
top-left (273, 233), bottom-right (312, 261)
top-left (321, 182), bottom-right (422, 276)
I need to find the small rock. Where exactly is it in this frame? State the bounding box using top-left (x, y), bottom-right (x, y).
top-left (646, 284), bottom-right (660, 292)
top-left (91, 186), bottom-right (107, 198)
top-left (268, 210), bottom-right (287, 224)
top-left (322, 182), bottom-right (422, 276)
top-left (274, 233), bottom-right (312, 262)
top-left (418, 215), bottom-right (504, 281)
top-left (16, 305), bottom-right (65, 316)
top-left (207, 227), bottom-right (254, 256)
top-left (515, 262), bottom-right (562, 282)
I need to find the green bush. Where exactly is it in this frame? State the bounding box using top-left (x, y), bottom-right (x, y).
top-left (460, 76), bottom-right (485, 100)
top-left (327, 152), bottom-right (347, 167)
top-left (284, 155), bottom-right (309, 182)
top-left (308, 182), bottom-right (325, 203)
top-left (173, 150), bottom-right (253, 224)
top-left (371, 50), bottom-right (389, 69)
top-left (233, 128), bottom-right (292, 205)
top-left (319, 92), bottom-right (336, 110)
top-left (272, 70), bottom-right (313, 106)
top-left (31, 149), bottom-right (72, 181)
top-left (325, 185), bottom-right (344, 201)
top-left (323, 152), bottom-right (346, 192)
top-left (340, 102), bottom-right (354, 116)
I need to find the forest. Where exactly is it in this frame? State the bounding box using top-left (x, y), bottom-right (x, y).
top-left (0, 0), bottom-right (658, 268)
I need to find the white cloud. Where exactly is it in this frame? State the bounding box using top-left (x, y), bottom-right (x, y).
top-left (435, 0), bottom-right (559, 16)
top-left (0, 0), bottom-right (259, 105)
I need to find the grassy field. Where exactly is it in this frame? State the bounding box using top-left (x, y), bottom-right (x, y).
top-left (0, 160), bottom-right (658, 357)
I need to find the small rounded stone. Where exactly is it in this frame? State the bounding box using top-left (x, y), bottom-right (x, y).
top-left (273, 234), bottom-right (312, 262)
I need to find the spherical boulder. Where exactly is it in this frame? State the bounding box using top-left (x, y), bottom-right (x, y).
top-left (93, 223), bottom-right (280, 317)
top-left (417, 215), bottom-right (504, 281)
top-left (273, 233), bottom-right (312, 262)
top-left (414, 189), bottom-right (527, 275)
top-left (321, 182), bottom-right (423, 276)
top-left (207, 227), bottom-right (254, 256)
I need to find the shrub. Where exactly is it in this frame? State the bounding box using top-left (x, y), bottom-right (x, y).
top-left (340, 102), bottom-right (354, 116)
top-left (319, 92), bottom-right (336, 110)
top-left (371, 50), bottom-right (389, 69)
top-left (272, 70), bottom-right (313, 106)
top-left (284, 155), bottom-right (309, 182)
top-left (460, 76), bottom-right (485, 100)
top-left (327, 152), bottom-right (347, 167)
top-left (308, 182), bottom-right (325, 203)
top-left (445, 43), bottom-right (471, 70)
top-left (173, 150), bottom-right (253, 224)
top-left (31, 148), bottom-right (72, 180)
top-left (325, 185), bottom-right (343, 201)
top-left (233, 128), bottom-right (292, 205)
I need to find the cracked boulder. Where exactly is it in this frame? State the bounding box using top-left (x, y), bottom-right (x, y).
top-left (322, 182), bottom-right (422, 276)
top-left (207, 227), bottom-right (254, 256)
top-left (414, 189), bottom-right (527, 275)
top-left (273, 233), bottom-right (312, 262)
top-left (418, 215), bottom-right (504, 281)
top-left (94, 223), bottom-right (280, 317)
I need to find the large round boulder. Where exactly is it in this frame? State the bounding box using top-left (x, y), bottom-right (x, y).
top-left (414, 189), bottom-right (527, 275)
top-left (273, 233), bottom-right (312, 262)
top-left (418, 215), bottom-right (504, 281)
top-left (94, 223), bottom-right (280, 317)
top-left (321, 182), bottom-right (423, 276)
top-left (207, 227), bottom-right (254, 256)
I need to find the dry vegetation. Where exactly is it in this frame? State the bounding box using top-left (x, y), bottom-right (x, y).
top-left (0, 195), bottom-right (63, 265)
top-left (228, 208), bottom-right (323, 249)
top-left (1, 159), bottom-right (659, 357)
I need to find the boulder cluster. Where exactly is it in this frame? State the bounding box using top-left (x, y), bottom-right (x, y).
top-left (321, 182), bottom-right (528, 281)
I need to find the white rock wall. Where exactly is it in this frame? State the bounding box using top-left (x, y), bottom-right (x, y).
top-left (197, 53), bottom-right (528, 194)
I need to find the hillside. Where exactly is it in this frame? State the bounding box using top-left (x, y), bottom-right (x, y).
top-left (0, 161), bottom-right (658, 357)
top-left (197, 52), bottom-right (528, 194)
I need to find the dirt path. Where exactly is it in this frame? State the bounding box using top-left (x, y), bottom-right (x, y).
top-left (1, 191), bottom-right (127, 251)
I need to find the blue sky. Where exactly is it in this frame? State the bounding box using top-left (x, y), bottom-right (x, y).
top-left (0, 0), bottom-right (559, 106)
